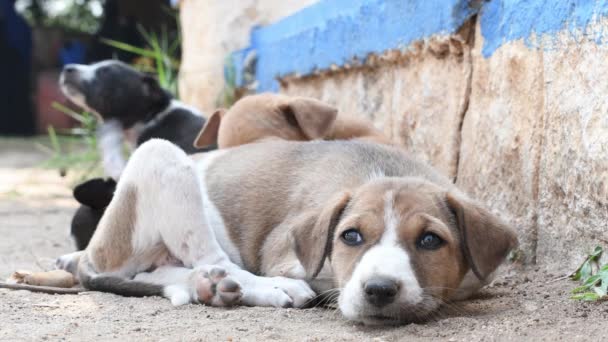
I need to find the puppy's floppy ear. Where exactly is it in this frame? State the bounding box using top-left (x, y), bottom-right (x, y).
top-left (193, 109), bottom-right (225, 148)
top-left (73, 178), bottom-right (117, 209)
top-left (446, 193), bottom-right (518, 280)
top-left (294, 191), bottom-right (351, 279)
top-left (278, 97), bottom-right (338, 140)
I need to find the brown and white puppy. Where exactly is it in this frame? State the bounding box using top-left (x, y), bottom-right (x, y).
top-left (56, 139), bottom-right (517, 325)
top-left (193, 93), bottom-right (391, 149)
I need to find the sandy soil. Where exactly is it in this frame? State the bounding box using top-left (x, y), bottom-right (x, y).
top-left (1, 138), bottom-right (607, 341)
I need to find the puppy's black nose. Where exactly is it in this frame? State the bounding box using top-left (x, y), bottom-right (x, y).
top-left (364, 278), bottom-right (399, 307)
top-left (63, 64), bottom-right (77, 74)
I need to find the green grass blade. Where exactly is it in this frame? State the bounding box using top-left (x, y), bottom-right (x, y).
top-left (571, 292), bottom-right (601, 301)
top-left (52, 102), bottom-right (88, 124)
top-left (47, 126), bottom-right (61, 154)
top-left (100, 38), bottom-right (157, 58)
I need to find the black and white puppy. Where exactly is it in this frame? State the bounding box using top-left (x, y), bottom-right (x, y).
top-left (60, 60), bottom-right (211, 179)
top-left (60, 60), bottom-right (215, 250)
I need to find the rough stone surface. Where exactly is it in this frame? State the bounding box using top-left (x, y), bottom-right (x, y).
top-left (456, 24), bottom-right (545, 264)
top-left (281, 34), bottom-right (473, 179)
top-left (459, 19), bottom-right (608, 268)
top-left (535, 25), bottom-right (608, 269)
top-left (179, 0), bottom-right (318, 113)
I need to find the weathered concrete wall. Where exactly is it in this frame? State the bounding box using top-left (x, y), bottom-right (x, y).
top-left (179, 0), bottom-right (318, 113)
top-left (535, 23), bottom-right (608, 269)
top-left (456, 26), bottom-right (546, 264)
top-left (458, 2), bottom-right (608, 268)
top-left (281, 32), bottom-right (473, 179)
top-left (180, 0), bottom-right (608, 267)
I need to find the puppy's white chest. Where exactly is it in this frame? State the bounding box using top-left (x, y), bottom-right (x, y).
top-left (196, 151), bottom-right (244, 267)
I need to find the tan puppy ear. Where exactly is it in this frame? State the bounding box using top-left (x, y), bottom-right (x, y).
top-left (193, 109), bottom-right (225, 148)
top-left (279, 98), bottom-right (338, 139)
top-left (294, 191), bottom-right (351, 279)
top-left (446, 193), bottom-right (518, 280)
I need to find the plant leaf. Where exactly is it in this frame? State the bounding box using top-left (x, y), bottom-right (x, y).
top-left (100, 38), bottom-right (157, 58)
top-left (582, 274), bottom-right (602, 288)
top-left (571, 292), bottom-right (601, 301)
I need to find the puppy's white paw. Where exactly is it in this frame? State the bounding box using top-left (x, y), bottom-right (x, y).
top-left (164, 285), bottom-right (191, 306)
top-left (190, 266), bottom-right (242, 307)
top-left (272, 277), bottom-right (316, 308)
top-left (245, 277), bottom-right (316, 308)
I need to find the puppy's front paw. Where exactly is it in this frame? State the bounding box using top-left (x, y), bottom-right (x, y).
top-left (246, 277), bottom-right (316, 308)
top-left (190, 266), bottom-right (242, 307)
top-left (55, 252), bottom-right (83, 274)
top-left (271, 277), bottom-right (316, 308)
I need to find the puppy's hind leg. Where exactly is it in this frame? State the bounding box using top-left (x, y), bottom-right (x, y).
top-left (73, 139), bottom-right (198, 297)
top-left (114, 140), bottom-right (243, 305)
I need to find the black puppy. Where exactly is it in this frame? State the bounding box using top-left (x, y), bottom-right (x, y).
top-left (60, 60), bottom-right (212, 179)
top-left (60, 60), bottom-right (215, 250)
top-left (71, 178), bottom-right (116, 250)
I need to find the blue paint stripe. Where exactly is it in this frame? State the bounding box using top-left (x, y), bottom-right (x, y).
top-left (480, 0), bottom-right (608, 57)
top-left (229, 0), bottom-right (608, 92)
top-left (235, 0), bottom-right (477, 92)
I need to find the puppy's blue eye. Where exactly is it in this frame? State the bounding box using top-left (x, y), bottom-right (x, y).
top-left (341, 228), bottom-right (363, 246)
top-left (417, 232), bottom-right (444, 250)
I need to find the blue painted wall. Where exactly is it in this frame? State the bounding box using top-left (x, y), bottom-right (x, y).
top-left (232, 0), bottom-right (608, 92)
top-left (235, 0), bottom-right (477, 91)
top-left (480, 0), bottom-right (608, 57)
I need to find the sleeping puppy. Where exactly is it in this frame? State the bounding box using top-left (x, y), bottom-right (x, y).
top-left (60, 60), bottom-right (211, 180)
top-left (57, 139), bottom-right (517, 325)
top-left (194, 93), bottom-right (392, 149)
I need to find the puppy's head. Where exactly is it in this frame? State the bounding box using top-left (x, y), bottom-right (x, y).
top-left (59, 60), bottom-right (171, 127)
top-left (298, 178), bottom-right (517, 325)
top-left (194, 93), bottom-right (338, 148)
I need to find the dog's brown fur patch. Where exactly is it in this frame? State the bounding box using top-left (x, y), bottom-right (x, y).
top-left (87, 184), bottom-right (138, 272)
top-left (193, 93), bottom-right (391, 149)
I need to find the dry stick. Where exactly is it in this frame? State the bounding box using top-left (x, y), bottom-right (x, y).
top-left (0, 282), bottom-right (87, 295)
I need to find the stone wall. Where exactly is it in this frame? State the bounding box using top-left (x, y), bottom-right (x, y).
top-left (180, 0), bottom-right (608, 268)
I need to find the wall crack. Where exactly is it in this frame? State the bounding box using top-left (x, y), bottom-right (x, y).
top-left (453, 16), bottom-right (477, 183)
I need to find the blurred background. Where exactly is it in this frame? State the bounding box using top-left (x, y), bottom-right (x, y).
top-left (0, 0), bottom-right (178, 135)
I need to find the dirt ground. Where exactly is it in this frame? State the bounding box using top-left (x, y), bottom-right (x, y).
top-left (1, 138), bottom-right (607, 341)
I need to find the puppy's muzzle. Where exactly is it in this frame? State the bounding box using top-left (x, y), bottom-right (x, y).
top-left (363, 277), bottom-right (400, 307)
top-left (60, 64), bottom-right (82, 90)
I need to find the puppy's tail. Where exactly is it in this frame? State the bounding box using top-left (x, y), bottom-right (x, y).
top-left (78, 256), bottom-right (163, 298)
top-left (82, 275), bottom-right (163, 298)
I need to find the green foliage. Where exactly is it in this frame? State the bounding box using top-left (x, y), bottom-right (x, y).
top-left (40, 103), bottom-right (103, 182)
top-left (570, 246), bottom-right (608, 301)
top-left (101, 21), bottom-right (181, 96)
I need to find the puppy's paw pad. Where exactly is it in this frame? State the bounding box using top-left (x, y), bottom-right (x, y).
top-left (191, 266), bottom-right (242, 307)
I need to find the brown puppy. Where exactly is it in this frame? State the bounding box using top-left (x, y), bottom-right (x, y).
top-left (193, 93), bottom-right (391, 149)
top-left (55, 139), bottom-right (518, 325)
